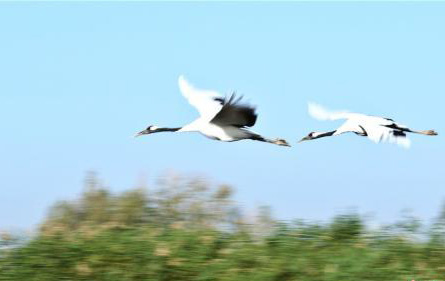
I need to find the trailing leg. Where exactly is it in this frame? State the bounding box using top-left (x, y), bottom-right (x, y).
top-left (250, 134), bottom-right (291, 147)
top-left (407, 129), bottom-right (438, 136)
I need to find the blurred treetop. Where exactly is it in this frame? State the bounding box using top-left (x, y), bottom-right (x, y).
top-left (1, 172), bottom-right (445, 281)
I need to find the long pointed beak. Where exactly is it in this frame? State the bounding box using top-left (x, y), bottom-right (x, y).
top-left (298, 137), bottom-right (309, 143)
top-left (134, 130), bottom-right (148, 138)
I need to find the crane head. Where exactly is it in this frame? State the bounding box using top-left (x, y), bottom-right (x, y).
top-left (298, 132), bottom-right (316, 143)
top-left (134, 125), bottom-right (159, 137)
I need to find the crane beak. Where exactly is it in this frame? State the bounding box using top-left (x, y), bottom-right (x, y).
top-left (134, 129), bottom-right (149, 138)
top-left (298, 136), bottom-right (310, 143)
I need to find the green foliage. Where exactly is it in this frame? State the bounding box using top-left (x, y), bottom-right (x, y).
top-left (329, 213), bottom-right (363, 242)
top-left (1, 173), bottom-right (445, 281)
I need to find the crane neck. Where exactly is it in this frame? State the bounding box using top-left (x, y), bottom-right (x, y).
top-left (155, 127), bottom-right (182, 133)
top-left (313, 130), bottom-right (336, 139)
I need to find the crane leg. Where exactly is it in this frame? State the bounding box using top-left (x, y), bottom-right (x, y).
top-left (250, 134), bottom-right (291, 147)
top-left (408, 129), bottom-right (438, 136)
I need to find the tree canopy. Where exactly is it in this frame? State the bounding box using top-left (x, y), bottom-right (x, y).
top-left (1, 172), bottom-right (445, 281)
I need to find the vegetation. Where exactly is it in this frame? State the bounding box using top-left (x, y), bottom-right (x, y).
top-left (1, 172), bottom-right (445, 281)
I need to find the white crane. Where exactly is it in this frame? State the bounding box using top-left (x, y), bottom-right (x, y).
top-left (299, 103), bottom-right (438, 148)
top-left (135, 76), bottom-right (290, 147)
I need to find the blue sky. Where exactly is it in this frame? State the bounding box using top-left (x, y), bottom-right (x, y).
top-left (1, 3), bottom-right (444, 230)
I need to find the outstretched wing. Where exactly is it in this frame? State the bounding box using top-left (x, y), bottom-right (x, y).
top-left (308, 102), bottom-right (355, 121)
top-left (210, 93), bottom-right (257, 128)
top-left (308, 102), bottom-right (366, 135)
top-left (178, 76), bottom-right (224, 121)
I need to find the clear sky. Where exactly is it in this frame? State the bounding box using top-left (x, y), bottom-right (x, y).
top-left (1, 3), bottom-right (444, 230)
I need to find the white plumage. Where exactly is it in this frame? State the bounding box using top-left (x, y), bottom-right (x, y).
top-left (178, 76), bottom-right (222, 122)
top-left (301, 103), bottom-right (438, 148)
top-left (135, 76), bottom-right (290, 147)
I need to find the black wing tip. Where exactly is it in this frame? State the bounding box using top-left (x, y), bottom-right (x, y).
top-left (213, 97), bottom-right (225, 105)
top-left (227, 92), bottom-right (257, 109)
top-left (224, 92), bottom-right (242, 105)
top-left (212, 91), bottom-right (258, 127)
top-left (248, 113), bottom-right (258, 127)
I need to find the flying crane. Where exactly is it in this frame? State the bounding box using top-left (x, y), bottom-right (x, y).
top-left (135, 76), bottom-right (290, 147)
top-left (300, 103), bottom-right (438, 148)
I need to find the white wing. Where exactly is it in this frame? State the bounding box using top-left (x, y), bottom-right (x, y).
top-left (308, 102), bottom-right (365, 135)
top-left (334, 118), bottom-right (365, 135)
top-left (178, 76), bottom-right (223, 121)
top-left (308, 102), bottom-right (354, 121)
top-left (361, 117), bottom-right (411, 148)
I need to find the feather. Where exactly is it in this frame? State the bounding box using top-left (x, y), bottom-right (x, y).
top-left (308, 102), bottom-right (351, 121)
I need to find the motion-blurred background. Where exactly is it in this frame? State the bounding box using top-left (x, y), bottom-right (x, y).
top-left (1, 2), bottom-right (444, 280)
